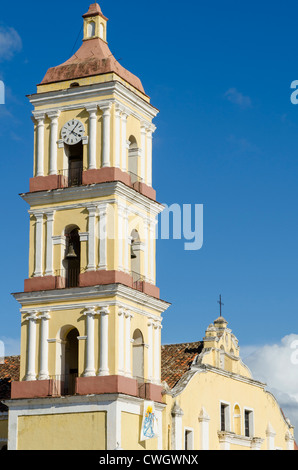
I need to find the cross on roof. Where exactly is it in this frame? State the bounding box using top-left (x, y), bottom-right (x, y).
top-left (218, 295), bottom-right (224, 316)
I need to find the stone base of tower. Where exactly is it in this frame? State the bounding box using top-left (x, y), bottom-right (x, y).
top-left (11, 376), bottom-right (163, 403)
top-left (23, 272), bottom-right (161, 299)
top-left (5, 394), bottom-right (165, 450)
top-left (29, 168), bottom-right (156, 201)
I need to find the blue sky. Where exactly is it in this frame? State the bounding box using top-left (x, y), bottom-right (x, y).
top-left (1, 0), bottom-right (298, 428)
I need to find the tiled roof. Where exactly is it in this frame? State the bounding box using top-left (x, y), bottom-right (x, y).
top-left (161, 342), bottom-right (203, 390)
top-left (40, 37), bottom-right (145, 94)
top-left (0, 356), bottom-right (20, 412)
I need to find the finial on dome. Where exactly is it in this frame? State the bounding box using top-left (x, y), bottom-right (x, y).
top-left (83, 3), bottom-right (108, 42)
top-left (214, 316), bottom-right (228, 329)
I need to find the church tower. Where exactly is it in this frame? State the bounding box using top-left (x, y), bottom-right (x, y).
top-left (10, 3), bottom-right (170, 451)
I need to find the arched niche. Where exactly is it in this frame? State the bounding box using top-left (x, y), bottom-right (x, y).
top-left (132, 329), bottom-right (144, 383)
top-left (131, 229), bottom-right (141, 282)
top-left (128, 135), bottom-right (139, 183)
top-left (63, 225), bottom-right (81, 288)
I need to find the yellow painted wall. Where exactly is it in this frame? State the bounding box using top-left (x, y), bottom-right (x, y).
top-left (17, 411), bottom-right (106, 450)
top-left (36, 73), bottom-right (150, 103)
top-left (162, 369), bottom-right (293, 450)
top-left (19, 297), bottom-right (162, 382)
top-left (121, 412), bottom-right (158, 450)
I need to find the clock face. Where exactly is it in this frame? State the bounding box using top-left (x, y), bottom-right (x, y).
top-left (61, 119), bottom-right (85, 145)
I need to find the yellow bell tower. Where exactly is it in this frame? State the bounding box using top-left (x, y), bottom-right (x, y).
top-left (9, 3), bottom-right (170, 451)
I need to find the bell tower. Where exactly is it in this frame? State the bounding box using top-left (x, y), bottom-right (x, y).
top-left (10, 3), bottom-right (170, 451)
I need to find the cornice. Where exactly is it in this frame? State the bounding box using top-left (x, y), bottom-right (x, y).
top-left (27, 81), bottom-right (158, 123)
top-left (165, 362), bottom-right (266, 399)
top-left (19, 299), bottom-right (163, 323)
top-left (217, 431), bottom-right (264, 448)
top-left (5, 392), bottom-right (166, 412)
top-left (21, 181), bottom-right (164, 216)
top-left (198, 363), bottom-right (266, 388)
top-left (12, 283), bottom-right (171, 314)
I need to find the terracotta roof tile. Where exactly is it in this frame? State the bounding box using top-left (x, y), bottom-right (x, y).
top-left (40, 38), bottom-right (145, 95)
top-left (0, 356), bottom-right (20, 412)
top-left (161, 342), bottom-right (203, 390)
top-left (82, 3), bottom-right (107, 20)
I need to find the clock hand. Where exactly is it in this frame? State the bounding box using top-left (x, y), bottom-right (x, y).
top-left (70, 123), bottom-right (79, 135)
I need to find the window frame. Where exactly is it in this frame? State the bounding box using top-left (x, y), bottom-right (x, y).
top-left (220, 401), bottom-right (231, 432)
top-left (244, 407), bottom-right (254, 438)
top-left (184, 427), bottom-right (194, 450)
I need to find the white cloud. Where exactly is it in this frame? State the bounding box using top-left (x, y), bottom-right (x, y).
top-left (0, 26), bottom-right (22, 61)
top-left (224, 88), bottom-right (252, 108)
top-left (0, 336), bottom-right (20, 357)
top-left (242, 335), bottom-right (298, 434)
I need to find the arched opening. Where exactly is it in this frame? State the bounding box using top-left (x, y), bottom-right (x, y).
top-left (128, 136), bottom-right (139, 184)
top-left (131, 229), bottom-right (141, 284)
top-left (64, 226), bottom-right (81, 288)
top-left (64, 327), bottom-right (79, 395)
top-left (132, 329), bottom-right (144, 383)
top-left (65, 141), bottom-right (83, 187)
top-left (99, 23), bottom-right (105, 39)
top-left (233, 404), bottom-right (241, 435)
top-left (87, 21), bottom-right (96, 38)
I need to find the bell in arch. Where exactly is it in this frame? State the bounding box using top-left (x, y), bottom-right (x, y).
top-left (130, 241), bottom-right (137, 259)
top-left (66, 242), bottom-right (77, 259)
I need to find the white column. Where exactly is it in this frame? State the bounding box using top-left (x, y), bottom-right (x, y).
top-left (149, 220), bottom-right (156, 284)
top-left (38, 311), bottom-right (51, 380)
top-left (118, 308), bottom-right (125, 375)
top-left (171, 402), bottom-right (184, 450)
top-left (84, 307), bottom-right (97, 377)
top-left (266, 422), bottom-right (276, 450)
top-left (285, 431), bottom-right (295, 451)
top-left (146, 128), bottom-right (153, 187)
top-left (121, 112), bottom-right (128, 171)
top-left (87, 205), bottom-right (97, 271)
top-left (86, 105), bottom-right (98, 170)
top-left (52, 235), bottom-right (66, 278)
top-left (34, 212), bottom-right (44, 277)
top-left (147, 321), bottom-right (154, 381)
top-left (198, 407), bottom-right (210, 450)
top-left (98, 307), bottom-right (110, 376)
top-left (115, 105), bottom-right (121, 168)
top-left (48, 111), bottom-right (60, 175)
top-left (118, 205), bottom-right (124, 271)
top-left (124, 312), bottom-right (133, 377)
top-left (107, 401), bottom-right (123, 450)
top-left (35, 113), bottom-right (45, 177)
top-left (25, 312), bottom-right (38, 381)
top-left (98, 203), bottom-right (108, 270)
top-left (45, 211), bottom-right (55, 276)
top-left (153, 323), bottom-right (161, 383)
top-left (101, 103), bottom-right (112, 168)
top-left (123, 208), bottom-right (129, 273)
top-left (140, 124), bottom-right (147, 182)
top-left (143, 219), bottom-right (149, 282)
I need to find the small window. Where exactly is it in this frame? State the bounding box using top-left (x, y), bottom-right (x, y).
top-left (99, 23), bottom-right (104, 39)
top-left (184, 429), bottom-right (193, 450)
top-left (244, 410), bottom-right (253, 437)
top-left (233, 404), bottom-right (241, 435)
top-left (87, 21), bottom-right (96, 38)
top-left (220, 403), bottom-right (230, 432)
